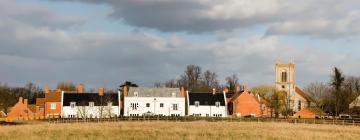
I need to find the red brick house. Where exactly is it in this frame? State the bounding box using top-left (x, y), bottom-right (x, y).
top-left (6, 97), bottom-right (35, 121)
top-left (227, 85), bottom-right (270, 117)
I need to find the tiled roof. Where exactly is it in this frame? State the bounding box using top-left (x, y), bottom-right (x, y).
top-left (188, 92), bottom-right (225, 106)
top-left (295, 86), bottom-right (315, 102)
top-left (45, 91), bottom-right (62, 102)
top-left (28, 105), bottom-right (37, 113)
top-left (62, 93), bottom-right (119, 106)
top-left (36, 98), bottom-right (45, 106)
top-left (127, 87), bottom-right (181, 97)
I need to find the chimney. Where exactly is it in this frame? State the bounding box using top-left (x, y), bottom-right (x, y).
top-left (180, 86), bottom-right (186, 97)
top-left (77, 84), bottom-right (84, 93)
top-left (123, 85), bottom-right (128, 97)
top-left (223, 87), bottom-right (229, 94)
top-left (98, 87), bottom-right (105, 96)
top-left (235, 84), bottom-right (241, 93)
top-left (19, 97), bottom-right (23, 103)
top-left (243, 84), bottom-right (249, 92)
top-left (44, 84), bottom-right (49, 94)
top-left (24, 99), bottom-right (28, 108)
top-left (212, 88), bottom-right (216, 95)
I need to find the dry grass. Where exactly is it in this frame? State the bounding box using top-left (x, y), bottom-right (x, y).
top-left (0, 121), bottom-right (359, 140)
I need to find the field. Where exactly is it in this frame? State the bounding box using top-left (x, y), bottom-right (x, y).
top-left (0, 121), bottom-right (359, 140)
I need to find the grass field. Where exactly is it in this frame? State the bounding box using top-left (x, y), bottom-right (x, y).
top-left (0, 121), bottom-right (359, 140)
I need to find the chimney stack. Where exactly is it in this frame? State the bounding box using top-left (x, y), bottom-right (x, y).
top-left (77, 84), bottom-right (84, 93)
top-left (44, 84), bottom-right (49, 94)
top-left (212, 88), bottom-right (216, 95)
top-left (24, 99), bottom-right (28, 108)
top-left (180, 86), bottom-right (186, 97)
top-left (243, 84), bottom-right (249, 92)
top-left (235, 84), bottom-right (241, 93)
top-left (123, 85), bottom-right (128, 97)
top-left (19, 97), bottom-right (23, 103)
top-left (98, 87), bottom-right (105, 96)
top-left (223, 87), bottom-right (229, 94)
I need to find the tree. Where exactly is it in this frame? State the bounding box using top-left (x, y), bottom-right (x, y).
top-left (202, 70), bottom-right (219, 88)
top-left (57, 81), bottom-right (76, 91)
top-left (0, 83), bottom-right (14, 113)
top-left (179, 65), bottom-right (202, 89)
top-left (330, 67), bottom-right (345, 116)
top-left (305, 82), bottom-right (331, 111)
top-left (270, 90), bottom-right (287, 118)
top-left (251, 85), bottom-right (275, 102)
top-left (225, 74), bottom-right (239, 92)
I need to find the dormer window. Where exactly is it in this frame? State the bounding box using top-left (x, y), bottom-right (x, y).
top-left (215, 101), bottom-right (220, 107)
top-left (107, 102), bottom-right (112, 107)
top-left (134, 92), bottom-right (138, 97)
top-left (89, 102), bottom-right (94, 107)
top-left (195, 101), bottom-right (200, 107)
top-left (70, 102), bottom-right (76, 109)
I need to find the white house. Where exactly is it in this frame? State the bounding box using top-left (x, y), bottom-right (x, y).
top-left (187, 90), bottom-right (227, 117)
top-left (61, 89), bottom-right (120, 118)
top-left (123, 87), bottom-right (186, 117)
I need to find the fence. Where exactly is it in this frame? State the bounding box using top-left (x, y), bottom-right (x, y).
top-left (47, 116), bottom-right (360, 126)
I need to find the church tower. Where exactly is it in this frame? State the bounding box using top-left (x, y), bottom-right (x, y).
top-left (275, 62), bottom-right (296, 111)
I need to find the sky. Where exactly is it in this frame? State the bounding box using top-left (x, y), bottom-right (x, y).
top-left (1, 0), bottom-right (360, 90)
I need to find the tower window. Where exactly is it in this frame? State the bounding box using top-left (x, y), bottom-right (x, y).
top-left (298, 100), bottom-right (302, 111)
top-left (281, 71), bottom-right (287, 82)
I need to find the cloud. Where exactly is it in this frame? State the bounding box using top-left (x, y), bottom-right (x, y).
top-left (1, 0), bottom-right (360, 89)
top-left (0, 0), bottom-right (84, 29)
top-left (50, 0), bottom-right (360, 38)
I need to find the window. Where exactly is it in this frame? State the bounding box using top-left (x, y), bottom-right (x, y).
top-left (298, 100), bottom-right (302, 111)
top-left (160, 103), bottom-right (164, 107)
top-left (281, 71), bottom-right (287, 82)
top-left (70, 102), bottom-right (76, 109)
top-left (134, 92), bottom-right (138, 97)
top-left (107, 102), bottom-right (112, 107)
top-left (50, 103), bottom-right (56, 110)
top-left (89, 102), bottom-right (95, 107)
top-left (195, 101), bottom-right (200, 107)
top-left (172, 92), bottom-right (176, 97)
top-left (172, 104), bottom-right (178, 110)
top-left (282, 85), bottom-right (285, 89)
top-left (215, 101), bottom-right (220, 107)
top-left (131, 103), bottom-right (139, 110)
top-left (146, 103), bottom-right (150, 107)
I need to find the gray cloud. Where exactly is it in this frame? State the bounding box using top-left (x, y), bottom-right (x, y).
top-left (1, 0), bottom-right (360, 90)
top-left (51, 0), bottom-right (360, 38)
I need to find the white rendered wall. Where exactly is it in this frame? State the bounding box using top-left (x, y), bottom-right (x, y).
top-left (124, 97), bottom-right (185, 116)
top-left (188, 106), bottom-right (226, 117)
top-left (62, 106), bottom-right (119, 118)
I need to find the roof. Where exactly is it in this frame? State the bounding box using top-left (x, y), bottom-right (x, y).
top-left (28, 105), bottom-right (37, 113)
top-left (0, 111), bottom-right (6, 117)
top-left (188, 92), bottom-right (225, 106)
top-left (45, 91), bottom-right (62, 102)
top-left (127, 87), bottom-right (181, 97)
top-left (295, 86), bottom-right (315, 102)
top-left (36, 98), bottom-right (45, 106)
top-left (225, 92), bottom-right (235, 98)
top-left (62, 93), bottom-right (119, 106)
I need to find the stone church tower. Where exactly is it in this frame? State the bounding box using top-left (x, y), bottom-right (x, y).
top-left (275, 62), bottom-right (313, 113)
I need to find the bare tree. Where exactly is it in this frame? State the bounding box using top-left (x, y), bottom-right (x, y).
top-left (164, 79), bottom-right (179, 88)
top-left (202, 70), bottom-right (219, 88)
top-left (305, 82), bottom-right (331, 110)
top-left (178, 65), bottom-right (202, 89)
top-left (225, 74), bottom-right (239, 92)
top-left (57, 81), bottom-right (76, 91)
top-left (76, 101), bottom-right (89, 119)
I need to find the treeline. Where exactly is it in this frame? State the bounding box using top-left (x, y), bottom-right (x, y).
top-left (0, 82), bottom-right (43, 113)
top-left (0, 81), bottom-right (109, 113)
top-left (154, 64), bottom-right (240, 92)
top-left (305, 67), bottom-right (360, 116)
